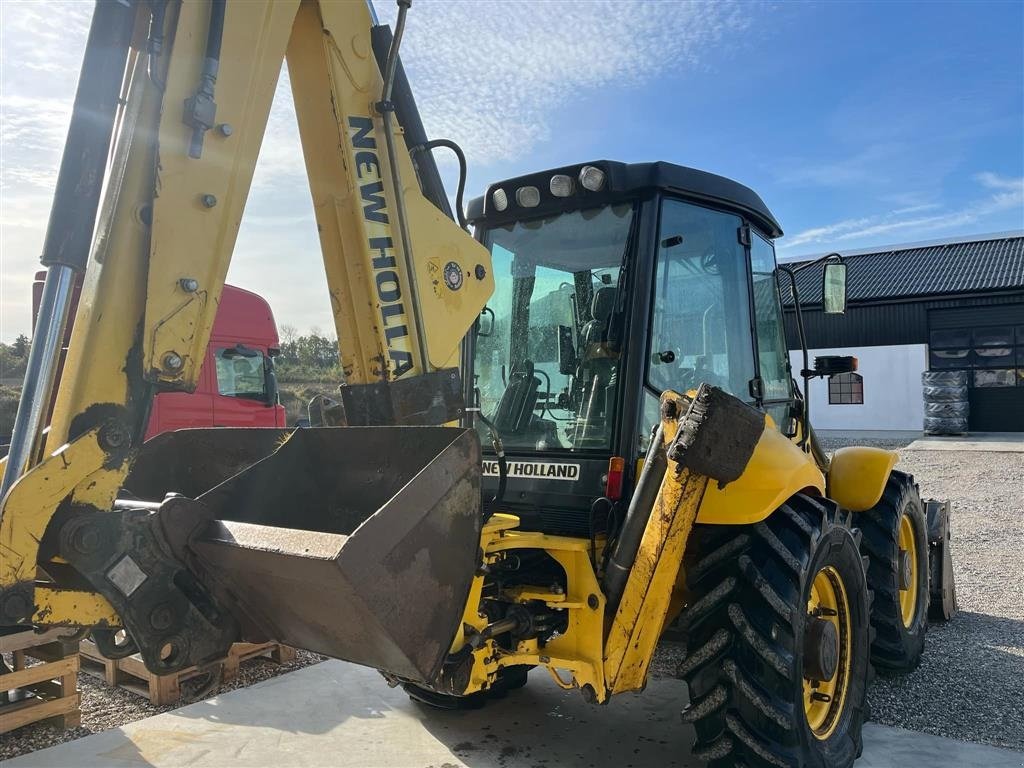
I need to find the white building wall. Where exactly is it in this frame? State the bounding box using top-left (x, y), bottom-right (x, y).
top-left (788, 344), bottom-right (927, 431)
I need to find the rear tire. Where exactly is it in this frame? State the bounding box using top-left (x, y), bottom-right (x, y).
top-left (858, 471), bottom-right (928, 673)
top-left (679, 494), bottom-right (871, 768)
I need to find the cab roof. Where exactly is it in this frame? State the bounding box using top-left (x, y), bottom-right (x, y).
top-left (467, 160), bottom-right (783, 239)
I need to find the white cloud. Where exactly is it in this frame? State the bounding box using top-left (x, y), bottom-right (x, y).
top-left (781, 173), bottom-right (1024, 251)
top-left (370, 1), bottom-right (750, 164)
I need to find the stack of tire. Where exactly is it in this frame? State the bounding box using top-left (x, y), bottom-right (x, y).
top-left (922, 370), bottom-right (969, 435)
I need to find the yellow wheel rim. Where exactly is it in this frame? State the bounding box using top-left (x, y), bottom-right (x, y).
top-left (898, 512), bottom-right (919, 628)
top-left (803, 566), bottom-right (852, 740)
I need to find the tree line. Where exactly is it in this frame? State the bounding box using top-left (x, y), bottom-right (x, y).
top-left (274, 325), bottom-right (343, 382)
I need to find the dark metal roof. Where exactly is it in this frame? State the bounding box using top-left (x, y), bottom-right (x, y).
top-left (781, 235), bottom-right (1024, 306)
top-left (467, 160), bottom-right (783, 238)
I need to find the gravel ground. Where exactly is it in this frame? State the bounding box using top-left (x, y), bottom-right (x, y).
top-left (0, 649), bottom-right (325, 761)
top-left (3, 438), bottom-right (1021, 757)
top-left (651, 437), bottom-right (1024, 752)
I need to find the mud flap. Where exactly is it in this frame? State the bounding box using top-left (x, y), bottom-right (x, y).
top-left (925, 499), bottom-right (957, 622)
top-left (126, 426), bottom-right (482, 684)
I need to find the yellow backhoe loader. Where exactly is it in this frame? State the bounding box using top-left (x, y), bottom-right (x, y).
top-left (0, 2), bottom-right (956, 766)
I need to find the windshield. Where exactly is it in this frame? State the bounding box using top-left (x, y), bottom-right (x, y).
top-left (475, 203), bottom-right (634, 452)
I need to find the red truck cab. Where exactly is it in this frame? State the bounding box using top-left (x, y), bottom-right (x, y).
top-left (33, 273), bottom-right (286, 438)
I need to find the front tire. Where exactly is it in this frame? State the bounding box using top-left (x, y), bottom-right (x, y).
top-left (858, 471), bottom-right (928, 673)
top-left (679, 494), bottom-right (871, 768)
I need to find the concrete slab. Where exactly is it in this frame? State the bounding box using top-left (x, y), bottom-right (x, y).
top-left (7, 661), bottom-right (1023, 768)
top-left (905, 432), bottom-right (1024, 452)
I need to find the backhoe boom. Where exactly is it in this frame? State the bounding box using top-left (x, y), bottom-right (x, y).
top-left (0, 0), bottom-right (492, 676)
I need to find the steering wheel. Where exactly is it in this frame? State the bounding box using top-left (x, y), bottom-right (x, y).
top-left (674, 364), bottom-right (727, 392)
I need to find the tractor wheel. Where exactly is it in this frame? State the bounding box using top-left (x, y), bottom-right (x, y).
top-left (679, 494), bottom-right (871, 768)
top-left (858, 471), bottom-right (928, 673)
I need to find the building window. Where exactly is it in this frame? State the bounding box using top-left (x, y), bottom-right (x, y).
top-left (829, 372), bottom-right (864, 404)
top-left (929, 325), bottom-right (1022, 388)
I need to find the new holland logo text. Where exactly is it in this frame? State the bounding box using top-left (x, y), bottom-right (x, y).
top-left (348, 116), bottom-right (413, 378)
top-left (482, 461), bottom-right (581, 481)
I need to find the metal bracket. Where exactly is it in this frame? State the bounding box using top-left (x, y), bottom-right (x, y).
top-left (58, 502), bottom-right (238, 675)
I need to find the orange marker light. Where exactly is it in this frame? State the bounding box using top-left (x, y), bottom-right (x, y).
top-left (606, 456), bottom-right (626, 500)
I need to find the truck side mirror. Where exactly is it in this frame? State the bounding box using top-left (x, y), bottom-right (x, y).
top-left (264, 354), bottom-right (279, 407)
top-left (823, 262), bottom-right (847, 314)
top-left (557, 325), bottom-right (577, 375)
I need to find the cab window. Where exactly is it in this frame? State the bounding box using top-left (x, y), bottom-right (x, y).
top-left (647, 198), bottom-right (755, 399)
top-left (214, 347), bottom-right (267, 400)
top-left (750, 232), bottom-right (791, 402)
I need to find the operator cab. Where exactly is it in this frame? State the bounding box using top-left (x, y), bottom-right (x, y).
top-left (466, 161), bottom-right (792, 535)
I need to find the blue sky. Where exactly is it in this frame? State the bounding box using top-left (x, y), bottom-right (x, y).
top-left (1, 0), bottom-right (1022, 340)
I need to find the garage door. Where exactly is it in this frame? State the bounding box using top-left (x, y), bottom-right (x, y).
top-left (928, 305), bottom-right (1024, 432)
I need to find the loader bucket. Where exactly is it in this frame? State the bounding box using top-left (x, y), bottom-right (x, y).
top-left (130, 426), bottom-right (482, 685)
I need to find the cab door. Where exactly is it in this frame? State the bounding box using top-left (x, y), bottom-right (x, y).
top-left (647, 198), bottom-right (757, 396)
top-left (637, 196), bottom-right (759, 449)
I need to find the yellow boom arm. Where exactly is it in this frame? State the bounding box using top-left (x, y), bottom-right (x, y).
top-left (0, 0), bottom-right (490, 664)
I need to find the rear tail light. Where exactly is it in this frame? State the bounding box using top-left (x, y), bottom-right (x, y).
top-left (605, 456), bottom-right (626, 500)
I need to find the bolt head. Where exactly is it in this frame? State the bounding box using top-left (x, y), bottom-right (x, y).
top-left (474, 264), bottom-right (487, 280)
top-left (99, 420), bottom-right (130, 450)
top-left (179, 278), bottom-right (199, 293)
top-left (200, 194), bottom-right (217, 208)
top-left (0, 586), bottom-right (33, 622)
top-left (163, 352), bottom-right (184, 371)
top-left (150, 603), bottom-right (175, 631)
top-left (217, 123), bottom-right (233, 137)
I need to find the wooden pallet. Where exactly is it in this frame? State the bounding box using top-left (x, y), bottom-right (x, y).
top-left (78, 639), bottom-right (296, 706)
top-left (0, 628), bottom-right (81, 734)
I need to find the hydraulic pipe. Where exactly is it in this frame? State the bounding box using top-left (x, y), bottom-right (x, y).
top-left (1, 1), bottom-right (134, 505)
top-left (370, 24), bottom-right (454, 221)
top-left (377, 0), bottom-right (431, 374)
top-left (601, 423), bottom-right (667, 610)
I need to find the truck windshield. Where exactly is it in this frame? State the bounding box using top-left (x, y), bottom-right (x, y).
top-left (475, 203), bottom-right (634, 452)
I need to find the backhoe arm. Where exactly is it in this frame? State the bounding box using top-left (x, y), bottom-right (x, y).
top-left (0, 0), bottom-right (491, 675)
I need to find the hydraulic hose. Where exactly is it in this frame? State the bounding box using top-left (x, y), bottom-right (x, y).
top-left (184, 0), bottom-right (225, 159)
top-left (411, 138), bottom-right (469, 230)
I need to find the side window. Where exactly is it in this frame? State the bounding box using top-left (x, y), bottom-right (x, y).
top-left (750, 233), bottom-right (791, 401)
top-left (828, 372), bottom-right (864, 404)
top-left (648, 198), bottom-right (754, 399)
top-left (214, 347), bottom-right (267, 399)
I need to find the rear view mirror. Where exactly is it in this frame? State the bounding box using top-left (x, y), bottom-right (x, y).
top-left (477, 306), bottom-right (495, 338)
top-left (823, 262), bottom-right (847, 314)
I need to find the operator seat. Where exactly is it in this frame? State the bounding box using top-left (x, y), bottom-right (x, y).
top-left (580, 286), bottom-right (616, 354)
top-left (576, 287), bottom-right (618, 445)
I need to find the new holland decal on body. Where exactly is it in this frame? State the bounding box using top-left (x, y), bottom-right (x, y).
top-left (482, 461), bottom-right (581, 481)
top-left (348, 115), bottom-right (414, 379)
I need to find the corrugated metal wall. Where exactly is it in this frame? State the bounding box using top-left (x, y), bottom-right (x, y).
top-left (783, 292), bottom-right (1024, 348)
